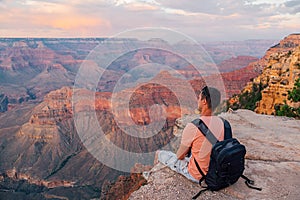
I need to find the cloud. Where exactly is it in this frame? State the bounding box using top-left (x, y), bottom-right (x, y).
top-left (156, 0), bottom-right (249, 15)
top-left (112, 0), bottom-right (160, 11)
top-left (122, 2), bottom-right (159, 11)
top-left (156, 0), bottom-right (299, 17)
top-left (284, 0), bottom-right (300, 14)
top-left (285, 0), bottom-right (300, 7)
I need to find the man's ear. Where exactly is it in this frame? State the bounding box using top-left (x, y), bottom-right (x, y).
top-left (202, 98), bottom-right (207, 105)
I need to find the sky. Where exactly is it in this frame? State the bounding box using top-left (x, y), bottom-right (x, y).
top-left (0, 0), bottom-right (299, 42)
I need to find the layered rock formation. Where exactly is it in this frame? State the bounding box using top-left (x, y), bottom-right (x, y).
top-left (0, 171), bottom-right (100, 200)
top-left (255, 46), bottom-right (300, 114)
top-left (228, 34), bottom-right (300, 113)
top-left (29, 87), bottom-right (73, 125)
top-left (0, 39), bottom-right (81, 113)
top-left (3, 168), bottom-right (75, 188)
top-left (0, 38), bottom-right (273, 114)
top-left (243, 34), bottom-right (300, 79)
top-left (0, 87), bottom-right (121, 199)
top-left (129, 110), bottom-right (300, 200)
top-left (240, 34), bottom-right (300, 75)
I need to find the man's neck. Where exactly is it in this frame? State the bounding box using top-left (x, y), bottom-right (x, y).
top-left (201, 108), bottom-right (213, 116)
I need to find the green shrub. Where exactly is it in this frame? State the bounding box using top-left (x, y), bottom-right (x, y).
top-left (231, 82), bottom-right (264, 111)
top-left (275, 78), bottom-right (300, 119)
top-left (288, 78), bottom-right (300, 102)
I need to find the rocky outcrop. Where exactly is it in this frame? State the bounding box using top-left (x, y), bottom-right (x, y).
top-left (254, 46), bottom-right (300, 114)
top-left (269, 33), bottom-right (300, 53)
top-left (228, 34), bottom-right (300, 112)
top-left (100, 164), bottom-right (151, 200)
top-left (129, 110), bottom-right (300, 200)
top-left (29, 87), bottom-right (73, 125)
top-left (252, 34), bottom-right (300, 73)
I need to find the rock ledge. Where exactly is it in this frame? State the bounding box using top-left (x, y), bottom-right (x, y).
top-left (129, 110), bottom-right (300, 200)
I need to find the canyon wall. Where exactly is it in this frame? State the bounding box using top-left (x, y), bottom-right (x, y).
top-left (228, 34), bottom-right (300, 114)
top-left (255, 46), bottom-right (300, 114)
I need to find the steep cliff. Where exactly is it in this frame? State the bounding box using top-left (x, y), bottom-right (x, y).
top-left (229, 34), bottom-right (300, 113)
top-left (253, 34), bottom-right (300, 73)
top-left (129, 110), bottom-right (300, 200)
top-left (255, 46), bottom-right (300, 115)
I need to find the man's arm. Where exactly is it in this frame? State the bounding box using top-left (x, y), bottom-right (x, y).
top-left (176, 144), bottom-right (190, 160)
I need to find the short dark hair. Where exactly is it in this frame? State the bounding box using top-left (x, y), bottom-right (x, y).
top-left (200, 86), bottom-right (221, 111)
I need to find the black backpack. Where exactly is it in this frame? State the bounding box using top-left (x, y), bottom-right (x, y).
top-left (191, 118), bottom-right (261, 199)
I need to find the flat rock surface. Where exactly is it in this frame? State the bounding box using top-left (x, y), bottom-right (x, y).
top-left (129, 110), bottom-right (300, 200)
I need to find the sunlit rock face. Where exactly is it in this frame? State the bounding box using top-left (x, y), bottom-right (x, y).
top-left (254, 46), bottom-right (300, 115)
top-left (229, 34), bottom-right (300, 114)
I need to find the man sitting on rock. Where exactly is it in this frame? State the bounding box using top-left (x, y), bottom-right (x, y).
top-left (156, 86), bottom-right (225, 182)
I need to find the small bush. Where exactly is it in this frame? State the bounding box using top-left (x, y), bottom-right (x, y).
top-left (230, 82), bottom-right (265, 111)
top-left (275, 78), bottom-right (300, 119)
top-left (288, 78), bottom-right (300, 102)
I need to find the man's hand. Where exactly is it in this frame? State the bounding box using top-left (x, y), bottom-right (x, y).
top-left (176, 144), bottom-right (190, 160)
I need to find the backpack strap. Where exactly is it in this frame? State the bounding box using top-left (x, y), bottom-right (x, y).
top-left (193, 157), bottom-right (209, 199)
top-left (192, 118), bottom-right (232, 144)
top-left (192, 188), bottom-right (209, 199)
top-left (191, 119), bottom-right (216, 196)
top-left (191, 119), bottom-right (218, 145)
top-left (241, 175), bottom-right (262, 191)
top-left (191, 118), bottom-right (218, 179)
top-left (194, 158), bottom-right (206, 184)
top-left (220, 118), bottom-right (232, 139)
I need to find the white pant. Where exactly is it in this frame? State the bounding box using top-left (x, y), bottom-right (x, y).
top-left (158, 150), bottom-right (199, 183)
